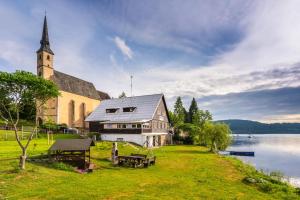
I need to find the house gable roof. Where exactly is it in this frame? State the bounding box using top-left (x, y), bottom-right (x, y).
top-left (85, 94), bottom-right (169, 123)
top-left (51, 70), bottom-right (109, 100)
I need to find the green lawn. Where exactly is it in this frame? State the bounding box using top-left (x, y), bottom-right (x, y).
top-left (0, 130), bottom-right (35, 141)
top-left (0, 133), bottom-right (298, 200)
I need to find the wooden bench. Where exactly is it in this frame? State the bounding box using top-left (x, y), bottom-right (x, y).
top-left (130, 153), bottom-right (156, 167)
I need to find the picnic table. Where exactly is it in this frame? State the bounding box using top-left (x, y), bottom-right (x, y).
top-left (117, 154), bottom-right (156, 168)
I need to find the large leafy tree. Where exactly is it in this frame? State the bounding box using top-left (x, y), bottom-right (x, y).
top-left (192, 110), bottom-right (212, 127)
top-left (203, 122), bottom-right (232, 152)
top-left (0, 71), bottom-right (60, 169)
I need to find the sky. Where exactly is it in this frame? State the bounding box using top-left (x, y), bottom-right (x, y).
top-left (0, 0), bottom-right (300, 123)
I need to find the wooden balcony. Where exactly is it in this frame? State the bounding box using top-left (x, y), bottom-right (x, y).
top-left (100, 128), bottom-right (152, 134)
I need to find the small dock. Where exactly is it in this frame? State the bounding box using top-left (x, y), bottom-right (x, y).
top-left (229, 151), bottom-right (255, 157)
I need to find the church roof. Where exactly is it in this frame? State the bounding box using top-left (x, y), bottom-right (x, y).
top-left (37, 16), bottom-right (54, 55)
top-left (97, 90), bottom-right (111, 100)
top-left (52, 70), bottom-right (109, 101)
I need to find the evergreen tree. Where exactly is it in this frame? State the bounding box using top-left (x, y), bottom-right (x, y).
top-left (188, 97), bottom-right (198, 123)
top-left (174, 97), bottom-right (186, 124)
top-left (118, 91), bottom-right (127, 98)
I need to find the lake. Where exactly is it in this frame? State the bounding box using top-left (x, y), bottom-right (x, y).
top-left (227, 134), bottom-right (300, 187)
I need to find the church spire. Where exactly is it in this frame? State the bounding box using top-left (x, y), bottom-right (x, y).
top-left (37, 15), bottom-right (54, 55)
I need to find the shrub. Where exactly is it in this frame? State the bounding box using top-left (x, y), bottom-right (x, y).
top-left (259, 182), bottom-right (273, 193)
top-left (88, 132), bottom-right (101, 140)
top-left (50, 162), bottom-right (74, 171)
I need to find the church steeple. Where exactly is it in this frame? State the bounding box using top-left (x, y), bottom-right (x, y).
top-left (37, 15), bottom-right (54, 55)
top-left (37, 15), bottom-right (54, 79)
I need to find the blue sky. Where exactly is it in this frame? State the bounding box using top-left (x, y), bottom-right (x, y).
top-left (1, 0), bottom-right (300, 122)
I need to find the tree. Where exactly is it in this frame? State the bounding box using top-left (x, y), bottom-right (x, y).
top-left (192, 110), bottom-right (212, 127)
top-left (0, 71), bottom-right (60, 169)
top-left (173, 97), bottom-right (186, 124)
top-left (203, 122), bottom-right (232, 152)
top-left (118, 91), bottom-right (127, 98)
top-left (188, 98), bottom-right (198, 123)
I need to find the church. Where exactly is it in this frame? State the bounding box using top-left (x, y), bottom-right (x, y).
top-left (36, 16), bottom-right (110, 129)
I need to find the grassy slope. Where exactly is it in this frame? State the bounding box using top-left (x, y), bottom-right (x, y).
top-left (0, 133), bottom-right (298, 200)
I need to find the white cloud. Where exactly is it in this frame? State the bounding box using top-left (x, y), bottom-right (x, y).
top-left (113, 36), bottom-right (133, 59)
top-left (262, 114), bottom-right (300, 123)
top-left (117, 0), bottom-right (300, 100)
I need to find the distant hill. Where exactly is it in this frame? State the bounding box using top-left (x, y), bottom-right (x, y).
top-left (217, 119), bottom-right (300, 134)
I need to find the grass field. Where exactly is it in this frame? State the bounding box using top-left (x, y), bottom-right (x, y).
top-left (0, 130), bottom-right (35, 141)
top-left (0, 133), bottom-right (299, 199)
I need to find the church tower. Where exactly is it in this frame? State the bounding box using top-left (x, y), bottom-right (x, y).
top-left (37, 16), bottom-right (54, 79)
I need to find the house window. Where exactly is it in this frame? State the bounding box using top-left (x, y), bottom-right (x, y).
top-left (137, 124), bottom-right (141, 128)
top-left (106, 108), bottom-right (119, 113)
top-left (122, 124), bottom-right (126, 129)
top-left (143, 124), bottom-right (150, 129)
top-left (132, 124), bottom-right (137, 128)
top-left (117, 138), bottom-right (124, 141)
top-left (123, 107), bottom-right (136, 112)
top-left (47, 55), bottom-right (50, 60)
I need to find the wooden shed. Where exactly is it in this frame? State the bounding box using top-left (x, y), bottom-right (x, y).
top-left (49, 138), bottom-right (95, 169)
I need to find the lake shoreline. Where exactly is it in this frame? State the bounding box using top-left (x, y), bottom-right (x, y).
top-left (229, 134), bottom-right (300, 188)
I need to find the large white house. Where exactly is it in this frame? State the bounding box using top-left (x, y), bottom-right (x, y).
top-left (85, 94), bottom-right (172, 147)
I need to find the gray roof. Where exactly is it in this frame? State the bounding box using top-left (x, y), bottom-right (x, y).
top-left (49, 139), bottom-right (95, 151)
top-left (86, 94), bottom-right (166, 123)
top-left (52, 70), bottom-right (109, 100)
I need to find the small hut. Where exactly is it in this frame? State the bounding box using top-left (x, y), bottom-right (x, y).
top-left (49, 138), bottom-right (95, 169)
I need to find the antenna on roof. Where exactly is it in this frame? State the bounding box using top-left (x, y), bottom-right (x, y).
top-left (130, 75), bottom-right (133, 97)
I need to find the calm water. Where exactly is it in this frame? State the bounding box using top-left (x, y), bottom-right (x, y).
top-left (227, 134), bottom-right (300, 187)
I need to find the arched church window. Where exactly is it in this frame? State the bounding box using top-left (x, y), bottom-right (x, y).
top-left (47, 55), bottom-right (50, 60)
top-left (81, 103), bottom-right (86, 128)
top-left (69, 100), bottom-right (75, 127)
top-left (39, 55), bottom-right (42, 60)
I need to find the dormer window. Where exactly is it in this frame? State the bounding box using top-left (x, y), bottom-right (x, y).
top-left (106, 108), bottom-right (119, 113)
top-left (123, 107), bottom-right (136, 112)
